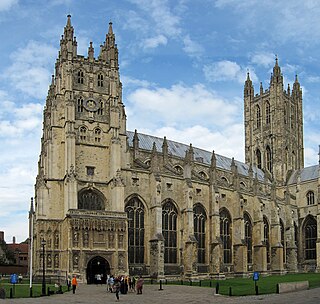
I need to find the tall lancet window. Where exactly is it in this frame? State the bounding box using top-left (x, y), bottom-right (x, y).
top-left (193, 204), bottom-right (206, 264)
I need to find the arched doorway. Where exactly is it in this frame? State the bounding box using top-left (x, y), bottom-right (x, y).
top-left (86, 256), bottom-right (110, 284)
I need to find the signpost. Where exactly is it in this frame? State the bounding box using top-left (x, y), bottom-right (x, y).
top-left (253, 271), bottom-right (259, 295)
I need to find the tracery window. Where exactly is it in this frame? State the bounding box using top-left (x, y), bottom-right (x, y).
top-left (220, 208), bottom-right (232, 264)
top-left (77, 97), bottom-right (84, 112)
top-left (263, 216), bottom-right (270, 263)
top-left (94, 128), bottom-right (102, 143)
top-left (256, 105), bottom-right (261, 128)
top-left (98, 74), bottom-right (104, 87)
top-left (244, 213), bottom-right (252, 264)
top-left (162, 200), bottom-right (178, 263)
top-left (266, 101), bottom-right (271, 124)
top-left (307, 191), bottom-right (315, 205)
top-left (125, 197), bottom-right (145, 264)
top-left (193, 204), bottom-right (206, 264)
top-left (78, 189), bottom-right (104, 210)
top-left (77, 70), bottom-right (84, 84)
top-left (79, 126), bottom-right (87, 141)
top-left (305, 216), bottom-right (317, 260)
top-left (266, 146), bottom-right (272, 173)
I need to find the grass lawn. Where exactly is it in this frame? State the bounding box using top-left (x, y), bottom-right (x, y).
top-left (0, 279), bottom-right (69, 298)
top-left (162, 273), bottom-right (320, 296)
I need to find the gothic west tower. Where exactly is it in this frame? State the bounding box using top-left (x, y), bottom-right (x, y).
top-left (32, 15), bottom-right (129, 281)
top-left (244, 58), bottom-right (304, 183)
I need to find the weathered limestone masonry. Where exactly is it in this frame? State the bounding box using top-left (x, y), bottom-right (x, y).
top-left (30, 15), bottom-right (320, 283)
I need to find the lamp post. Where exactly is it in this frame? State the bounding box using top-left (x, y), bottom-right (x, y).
top-left (41, 239), bottom-right (46, 296)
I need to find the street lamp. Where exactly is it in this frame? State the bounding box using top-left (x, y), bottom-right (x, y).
top-left (41, 239), bottom-right (46, 296)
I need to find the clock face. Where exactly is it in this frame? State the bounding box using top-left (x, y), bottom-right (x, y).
top-left (84, 98), bottom-right (100, 112)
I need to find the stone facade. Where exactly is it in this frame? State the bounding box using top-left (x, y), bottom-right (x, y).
top-left (30, 16), bottom-right (320, 283)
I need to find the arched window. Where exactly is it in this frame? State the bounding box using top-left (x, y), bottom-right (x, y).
top-left (193, 204), bottom-right (206, 264)
top-left (284, 107), bottom-right (287, 124)
top-left (220, 208), bottom-right (232, 264)
top-left (77, 70), bottom-right (84, 84)
top-left (263, 216), bottom-right (270, 263)
top-left (266, 101), bottom-right (271, 124)
top-left (280, 219), bottom-right (285, 264)
top-left (266, 146), bottom-right (272, 173)
top-left (77, 97), bottom-right (84, 112)
top-left (256, 105), bottom-right (261, 128)
top-left (97, 73), bottom-right (104, 87)
top-left (244, 213), bottom-right (252, 264)
top-left (256, 149), bottom-right (262, 169)
top-left (125, 197), bottom-right (145, 264)
top-left (307, 191), bottom-right (315, 205)
top-left (162, 200), bottom-right (178, 263)
top-left (305, 216), bottom-right (317, 260)
top-left (78, 189), bottom-right (104, 210)
top-left (94, 128), bottom-right (102, 143)
top-left (79, 126), bottom-right (87, 141)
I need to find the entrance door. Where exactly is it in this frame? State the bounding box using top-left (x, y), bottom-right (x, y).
top-left (86, 256), bottom-right (110, 284)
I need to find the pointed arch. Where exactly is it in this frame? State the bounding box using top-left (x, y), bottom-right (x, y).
top-left (256, 148), bottom-right (262, 169)
top-left (306, 191), bottom-right (315, 206)
top-left (193, 203), bottom-right (207, 264)
top-left (266, 145), bottom-right (272, 173)
top-left (78, 188), bottom-right (105, 210)
top-left (220, 208), bottom-right (232, 264)
top-left (244, 212), bottom-right (253, 264)
top-left (162, 199), bottom-right (178, 263)
top-left (256, 105), bottom-right (261, 128)
top-left (265, 101), bottom-right (271, 124)
top-left (125, 196), bottom-right (145, 264)
top-left (303, 215), bottom-right (317, 260)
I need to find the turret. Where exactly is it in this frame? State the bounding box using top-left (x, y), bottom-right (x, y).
top-left (244, 72), bottom-right (254, 98)
top-left (59, 14), bottom-right (77, 60)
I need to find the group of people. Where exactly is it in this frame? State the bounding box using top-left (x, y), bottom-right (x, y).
top-left (68, 273), bottom-right (144, 301)
top-left (107, 275), bottom-right (144, 301)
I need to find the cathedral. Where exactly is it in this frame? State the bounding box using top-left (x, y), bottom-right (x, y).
top-left (30, 15), bottom-right (320, 283)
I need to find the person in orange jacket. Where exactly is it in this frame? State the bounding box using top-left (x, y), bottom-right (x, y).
top-left (71, 275), bottom-right (78, 294)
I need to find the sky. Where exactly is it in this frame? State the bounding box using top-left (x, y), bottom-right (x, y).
top-left (1, 0), bottom-right (320, 243)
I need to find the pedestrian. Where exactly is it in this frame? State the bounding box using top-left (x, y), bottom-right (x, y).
top-left (114, 278), bottom-right (121, 301)
top-left (71, 275), bottom-right (78, 294)
top-left (136, 276), bottom-right (144, 294)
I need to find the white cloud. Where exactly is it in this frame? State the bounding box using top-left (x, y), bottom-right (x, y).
top-left (183, 35), bottom-right (204, 58)
top-left (5, 41), bottom-right (57, 99)
top-left (126, 83), bottom-right (239, 129)
top-left (142, 35), bottom-right (167, 49)
top-left (250, 52), bottom-right (275, 68)
top-left (203, 60), bottom-right (258, 83)
top-left (0, 0), bottom-right (18, 11)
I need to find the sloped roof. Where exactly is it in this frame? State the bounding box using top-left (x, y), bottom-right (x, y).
top-left (126, 131), bottom-right (265, 181)
top-left (287, 165), bottom-right (319, 184)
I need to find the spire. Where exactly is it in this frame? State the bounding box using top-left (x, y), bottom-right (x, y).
top-left (260, 82), bottom-right (263, 95)
top-left (133, 129), bottom-right (139, 159)
top-left (60, 14), bottom-right (76, 59)
top-left (162, 136), bottom-right (168, 161)
top-left (64, 14), bottom-right (74, 41)
top-left (108, 21), bottom-right (113, 35)
top-left (292, 74), bottom-right (301, 94)
top-left (210, 150), bottom-right (216, 168)
top-left (271, 55), bottom-right (283, 85)
top-left (29, 197), bottom-right (34, 216)
top-left (99, 20), bottom-right (118, 67)
top-left (244, 71), bottom-right (254, 98)
top-left (88, 41), bottom-right (94, 60)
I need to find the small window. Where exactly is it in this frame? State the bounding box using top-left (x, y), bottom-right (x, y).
top-left (94, 128), bottom-right (101, 143)
top-left (98, 74), bottom-right (104, 87)
top-left (86, 166), bottom-right (95, 176)
top-left (307, 191), bottom-right (315, 205)
top-left (77, 70), bottom-right (84, 84)
top-left (77, 97), bottom-right (84, 112)
top-left (79, 126), bottom-right (87, 141)
top-left (97, 100), bottom-right (103, 115)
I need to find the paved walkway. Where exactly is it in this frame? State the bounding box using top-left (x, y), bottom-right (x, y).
top-left (1, 283), bottom-right (320, 304)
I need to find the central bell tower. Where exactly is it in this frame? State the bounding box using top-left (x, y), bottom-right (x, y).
top-left (244, 58), bottom-right (304, 184)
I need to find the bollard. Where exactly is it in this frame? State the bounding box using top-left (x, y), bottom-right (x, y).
top-left (209, 281), bottom-right (212, 288)
top-left (215, 282), bottom-right (219, 294)
top-left (229, 286), bottom-right (232, 296)
top-left (189, 280), bottom-right (192, 286)
top-left (29, 287), bottom-right (32, 297)
top-left (47, 287), bottom-right (50, 296)
top-left (159, 280), bottom-right (163, 291)
top-left (255, 285), bottom-right (259, 295)
top-left (165, 279), bottom-right (167, 285)
top-left (151, 279), bottom-right (153, 285)
top-left (276, 283), bottom-right (279, 294)
top-left (10, 288), bottom-right (13, 299)
top-left (199, 280), bottom-right (201, 287)
top-left (181, 280), bottom-right (183, 285)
